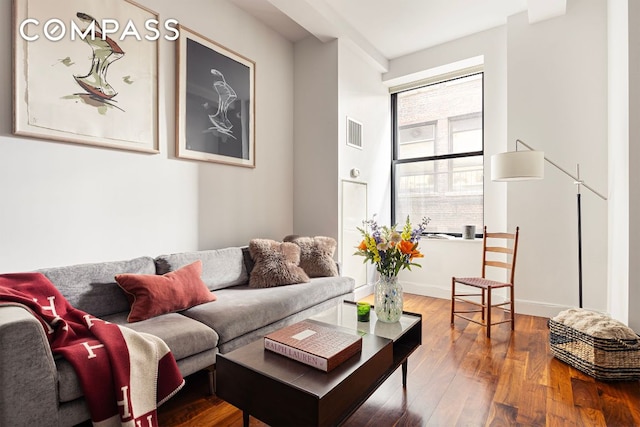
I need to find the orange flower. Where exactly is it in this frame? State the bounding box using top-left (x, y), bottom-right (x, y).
top-left (398, 240), bottom-right (423, 260)
top-left (398, 240), bottom-right (414, 254)
top-left (357, 240), bottom-right (367, 251)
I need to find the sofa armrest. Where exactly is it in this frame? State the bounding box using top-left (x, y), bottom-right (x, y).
top-left (0, 305), bottom-right (60, 426)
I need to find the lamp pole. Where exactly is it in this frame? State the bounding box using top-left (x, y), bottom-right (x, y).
top-left (515, 140), bottom-right (606, 308)
top-left (576, 165), bottom-right (583, 308)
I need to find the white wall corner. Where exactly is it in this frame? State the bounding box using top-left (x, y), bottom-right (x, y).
top-left (354, 283), bottom-right (374, 300)
top-left (527, 0), bottom-right (567, 24)
top-left (270, 0), bottom-right (388, 72)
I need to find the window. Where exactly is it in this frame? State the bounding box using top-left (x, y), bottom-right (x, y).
top-left (392, 72), bottom-right (483, 236)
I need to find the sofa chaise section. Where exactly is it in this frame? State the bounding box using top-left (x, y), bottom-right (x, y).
top-left (0, 244), bottom-right (355, 426)
top-left (32, 256), bottom-right (221, 426)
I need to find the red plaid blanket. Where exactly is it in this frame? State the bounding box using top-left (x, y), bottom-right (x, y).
top-left (0, 272), bottom-right (184, 426)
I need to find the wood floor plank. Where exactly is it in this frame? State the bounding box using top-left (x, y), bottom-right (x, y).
top-left (455, 377), bottom-right (497, 426)
top-left (492, 356), bottom-right (526, 408)
top-left (598, 382), bottom-right (640, 426)
top-left (157, 294), bottom-right (640, 426)
top-left (485, 401), bottom-right (518, 426)
top-left (515, 382), bottom-right (547, 426)
top-left (571, 377), bottom-right (601, 410)
top-left (576, 407), bottom-right (606, 426)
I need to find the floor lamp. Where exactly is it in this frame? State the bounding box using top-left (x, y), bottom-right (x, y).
top-left (491, 139), bottom-right (607, 308)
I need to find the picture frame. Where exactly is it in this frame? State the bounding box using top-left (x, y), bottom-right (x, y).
top-left (176, 25), bottom-right (255, 167)
top-left (12, 0), bottom-right (159, 153)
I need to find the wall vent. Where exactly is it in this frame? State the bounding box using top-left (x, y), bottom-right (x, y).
top-left (346, 117), bottom-right (363, 149)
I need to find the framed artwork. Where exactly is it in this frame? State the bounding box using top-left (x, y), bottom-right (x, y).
top-left (176, 25), bottom-right (255, 167)
top-left (13, 0), bottom-right (159, 153)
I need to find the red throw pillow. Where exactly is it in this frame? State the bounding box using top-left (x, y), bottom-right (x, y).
top-left (115, 260), bottom-right (216, 322)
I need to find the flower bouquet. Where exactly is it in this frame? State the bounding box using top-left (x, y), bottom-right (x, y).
top-left (355, 215), bottom-right (430, 322)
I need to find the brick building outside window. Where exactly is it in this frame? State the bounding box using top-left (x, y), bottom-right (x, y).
top-left (392, 72), bottom-right (483, 236)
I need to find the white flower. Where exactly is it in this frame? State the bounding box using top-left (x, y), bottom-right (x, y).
top-left (377, 240), bottom-right (391, 251)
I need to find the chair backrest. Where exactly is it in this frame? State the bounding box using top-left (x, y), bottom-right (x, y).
top-left (481, 225), bottom-right (520, 284)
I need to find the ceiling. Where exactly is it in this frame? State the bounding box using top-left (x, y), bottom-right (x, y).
top-left (229, 0), bottom-right (567, 68)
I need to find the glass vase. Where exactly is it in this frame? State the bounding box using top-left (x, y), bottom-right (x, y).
top-left (374, 275), bottom-right (403, 323)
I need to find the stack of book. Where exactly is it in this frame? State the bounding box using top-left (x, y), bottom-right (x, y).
top-left (264, 320), bottom-right (362, 372)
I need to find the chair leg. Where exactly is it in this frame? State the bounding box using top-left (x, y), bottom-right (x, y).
top-left (510, 285), bottom-right (515, 331)
top-left (481, 288), bottom-right (485, 322)
top-left (450, 277), bottom-right (455, 324)
top-left (486, 287), bottom-right (492, 338)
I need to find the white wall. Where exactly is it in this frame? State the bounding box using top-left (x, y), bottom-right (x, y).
top-left (378, 1), bottom-right (610, 318)
top-left (292, 37), bottom-right (390, 290)
top-left (402, 239), bottom-right (483, 298)
top-left (337, 39), bottom-right (390, 284)
top-left (292, 37), bottom-right (339, 240)
top-left (612, 1), bottom-right (640, 332)
top-left (338, 40), bottom-right (391, 225)
top-left (607, 0), bottom-right (630, 326)
top-left (507, 0), bottom-right (608, 316)
top-left (626, 0), bottom-right (640, 332)
top-left (381, 26), bottom-right (509, 298)
top-left (0, 0), bottom-right (294, 272)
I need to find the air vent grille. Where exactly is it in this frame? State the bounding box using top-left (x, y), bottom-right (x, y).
top-left (347, 117), bottom-right (363, 149)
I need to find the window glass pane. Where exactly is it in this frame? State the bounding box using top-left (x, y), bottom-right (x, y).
top-left (396, 74), bottom-right (483, 160)
top-left (394, 158), bottom-right (483, 235)
top-left (393, 72), bottom-right (483, 234)
top-left (451, 114), bottom-right (482, 153)
top-left (450, 156), bottom-right (484, 194)
top-left (397, 123), bottom-right (435, 159)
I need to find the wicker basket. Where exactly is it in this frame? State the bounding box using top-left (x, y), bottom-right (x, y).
top-left (549, 316), bottom-right (640, 381)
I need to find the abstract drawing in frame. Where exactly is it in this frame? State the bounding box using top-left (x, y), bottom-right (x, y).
top-left (13, 0), bottom-right (159, 153)
top-left (176, 25), bottom-right (255, 167)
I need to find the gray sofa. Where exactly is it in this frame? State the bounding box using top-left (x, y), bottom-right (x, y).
top-left (0, 246), bottom-right (355, 427)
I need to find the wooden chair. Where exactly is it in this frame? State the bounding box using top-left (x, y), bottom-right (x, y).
top-left (451, 226), bottom-right (520, 338)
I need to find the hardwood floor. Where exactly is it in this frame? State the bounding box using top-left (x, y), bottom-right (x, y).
top-left (158, 294), bottom-right (640, 426)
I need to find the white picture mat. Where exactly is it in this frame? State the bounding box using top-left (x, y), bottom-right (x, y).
top-left (13, 0), bottom-right (159, 152)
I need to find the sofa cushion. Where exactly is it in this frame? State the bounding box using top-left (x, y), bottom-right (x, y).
top-left (248, 239), bottom-right (309, 288)
top-left (38, 257), bottom-right (156, 317)
top-left (286, 236), bottom-right (339, 278)
top-left (181, 276), bottom-right (355, 346)
top-left (57, 312), bottom-right (218, 403)
top-left (155, 248), bottom-right (248, 291)
top-left (105, 312), bottom-right (220, 360)
top-left (115, 260), bottom-right (217, 322)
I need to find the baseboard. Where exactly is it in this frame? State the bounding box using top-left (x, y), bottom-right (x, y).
top-left (514, 299), bottom-right (575, 319)
top-left (402, 281), bottom-right (451, 300)
top-left (353, 283), bottom-right (374, 300)
top-left (400, 279), bottom-right (574, 319)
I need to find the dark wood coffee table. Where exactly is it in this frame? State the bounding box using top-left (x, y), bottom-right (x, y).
top-left (215, 301), bottom-right (422, 426)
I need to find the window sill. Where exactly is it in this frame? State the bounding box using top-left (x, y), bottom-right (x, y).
top-left (424, 234), bottom-right (482, 242)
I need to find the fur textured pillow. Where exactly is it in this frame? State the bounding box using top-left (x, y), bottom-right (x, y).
top-left (288, 236), bottom-right (339, 278)
top-left (249, 239), bottom-right (310, 288)
top-left (115, 260), bottom-right (216, 322)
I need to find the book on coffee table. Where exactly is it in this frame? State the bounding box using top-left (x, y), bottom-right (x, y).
top-left (264, 320), bottom-right (362, 372)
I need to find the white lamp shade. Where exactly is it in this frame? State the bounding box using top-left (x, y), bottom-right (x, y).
top-left (491, 150), bottom-right (545, 181)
